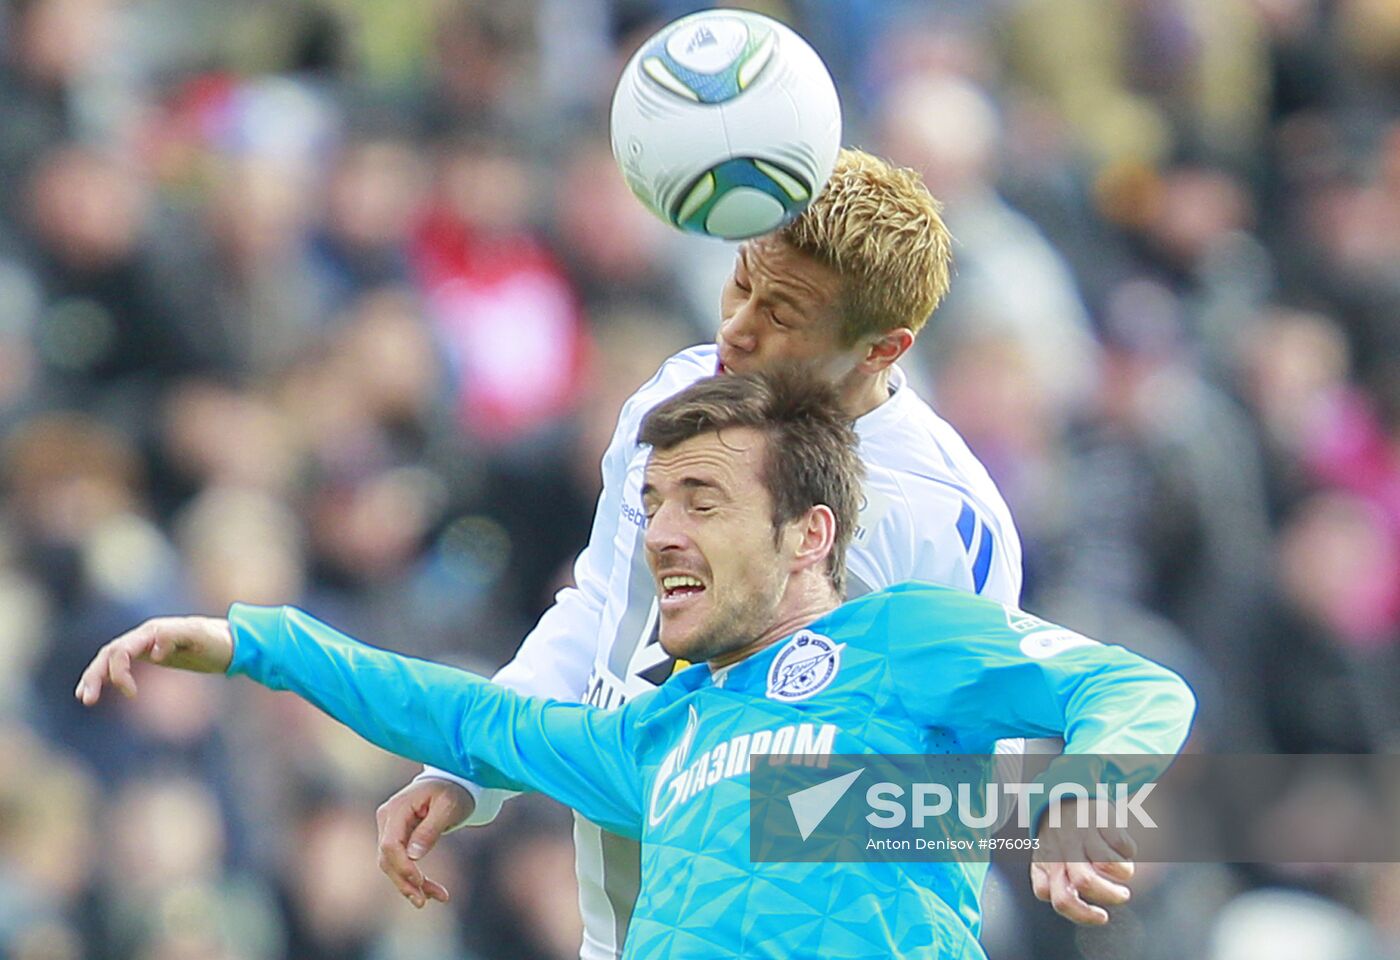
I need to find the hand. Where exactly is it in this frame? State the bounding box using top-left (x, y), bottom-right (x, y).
top-left (1031, 797), bottom-right (1137, 925)
top-left (75, 616), bottom-right (234, 705)
top-left (376, 778), bottom-right (476, 908)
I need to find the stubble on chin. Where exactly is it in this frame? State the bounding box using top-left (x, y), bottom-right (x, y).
top-left (661, 622), bottom-right (730, 664)
top-left (666, 591), bottom-right (778, 664)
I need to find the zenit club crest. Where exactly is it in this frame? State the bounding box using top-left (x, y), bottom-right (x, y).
top-left (767, 631), bottom-right (844, 702)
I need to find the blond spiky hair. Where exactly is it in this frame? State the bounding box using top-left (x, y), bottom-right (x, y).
top-left (779, 148), bottom-right (953, 344)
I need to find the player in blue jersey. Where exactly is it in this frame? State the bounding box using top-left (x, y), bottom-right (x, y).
top-left (78, 370), bottom-right (1195, 958)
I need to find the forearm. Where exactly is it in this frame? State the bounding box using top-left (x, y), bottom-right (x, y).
top-left (1057, 650), bottom-right (1196, 757)
top-left (418, 577), bottom-right (612, 824)
top-left (230, 605), bottom-right (513, 785)
top-left (1029, 650), bottom-right (1196, 831)
top-left (228, 604), bottom-right (642, 836)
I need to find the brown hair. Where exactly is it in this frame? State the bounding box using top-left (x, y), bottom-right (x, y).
top-left (779, 147), bottom-right (953, 345)
top-left (638, 369), bottom-right (864, 593)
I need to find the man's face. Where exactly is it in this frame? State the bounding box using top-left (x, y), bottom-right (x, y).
top-left (641, 427), bottom-right (790, 662)
top-left (717, 235), bottom-right (862, 382)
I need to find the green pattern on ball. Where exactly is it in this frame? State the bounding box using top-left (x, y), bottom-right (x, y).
top-left (672, 158), bottom-right (813, 236)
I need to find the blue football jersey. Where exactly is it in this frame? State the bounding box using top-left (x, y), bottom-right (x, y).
top-left (228, 582), bottom-right (1194, 959)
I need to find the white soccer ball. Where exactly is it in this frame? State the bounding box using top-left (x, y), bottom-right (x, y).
top-left (609, 9), bottom-right (842, 241)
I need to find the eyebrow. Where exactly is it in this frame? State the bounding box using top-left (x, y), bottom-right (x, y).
top-left (738, 245), bottom-right (808, 314)
top-left (640, 477), bottom-right (728, 499)
top-left (681, 477), bottom-right (727, 494)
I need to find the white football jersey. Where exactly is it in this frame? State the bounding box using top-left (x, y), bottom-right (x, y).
top-left (420, 344), bottom-right (1022, 960)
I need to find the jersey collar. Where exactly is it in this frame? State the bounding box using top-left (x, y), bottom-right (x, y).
top-left (854, 364), bottom-right (908, 437)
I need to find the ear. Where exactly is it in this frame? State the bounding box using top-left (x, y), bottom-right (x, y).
top-left (785, 504), bottom-right (837, 575)
top-left (857, 328), bottom-right (915, 375)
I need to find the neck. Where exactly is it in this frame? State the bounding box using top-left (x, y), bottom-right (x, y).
top-left (837, 367), bottom-right (894, 419)
top-left (707, 583), bottom-right (840, 670)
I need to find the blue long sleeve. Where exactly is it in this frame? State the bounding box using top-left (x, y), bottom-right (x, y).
top-left (885, 591), bottom-right (1196, 756)
top-left (879, 585), bottom-right (1195, 830)
top-left (227, 604), bottom-right (646, 838)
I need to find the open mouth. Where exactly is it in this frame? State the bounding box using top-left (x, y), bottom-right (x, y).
top-left (660, 574), bottom-right (706, 609)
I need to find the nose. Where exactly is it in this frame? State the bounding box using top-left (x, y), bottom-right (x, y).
top-left (719, 303), bottom-right (759, 355)
top-left (643, 501), bottom-right (688, 558)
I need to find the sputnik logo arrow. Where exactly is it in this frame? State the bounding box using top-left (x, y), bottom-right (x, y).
top-left (787, 768), bottom-right (864, 841)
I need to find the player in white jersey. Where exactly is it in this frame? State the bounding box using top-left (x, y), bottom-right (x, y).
top-left (373, 150), bottom-right (1070, 958)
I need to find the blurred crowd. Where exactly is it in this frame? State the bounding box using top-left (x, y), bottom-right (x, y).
top-left (1, 0), bottom-right (1398, 958)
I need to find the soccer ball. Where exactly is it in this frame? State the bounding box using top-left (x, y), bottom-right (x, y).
top-left (610, 9), bottom-right (842, 241)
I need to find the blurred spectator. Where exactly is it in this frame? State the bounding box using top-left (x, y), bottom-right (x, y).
top-left (1264, 492), bottom-right (1400, 745)
top-left (0, 257), bottom-right (43, 429)
top-left (1209, 888), bottom-right (1388, 960)
top-left (462, 799), bottom-right (583, 960)
top-left (175, 485), bottom-right (306, 613)
top-left (22, 146), bottom-right (224, 410)
top-left (0, 571), bottom-right (51, 720)
top-left (880, 71), bottom-right (1102, 415)
top-left (550, 137), bottom-right (702, 334)
top-left (0, 726), bottom-right (101, 954)
top-left (278, 801), bottom-right (471, 960)
top-left (0, 0), bottom-right (128, 222)
top-left (412, 136), bottom-right (591, 446)
top-left (204, 153), bottom-right (322, 375)
top-left (420, 2), bottom-right (539, 138)
top-left (1233, 305), bottom-right (1352, 515)
top-left (306, 139), bottom-right (427, 317)
top-left (156, 380), bottom-right (302, 510)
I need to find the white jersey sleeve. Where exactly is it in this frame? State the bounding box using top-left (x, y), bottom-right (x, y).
top-left (846, 463), bottom-right (1022, 607)
top-left (416, 352), bottom-right (714, 825)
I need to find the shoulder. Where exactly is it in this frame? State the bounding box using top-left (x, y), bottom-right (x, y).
top-left (607, 346), bottom-right (717, 458)
top-left (858, 462), bottom-right (975, 538)
top-left (856, 374), bottom-right (1022, 555)
top-left (859, 463), bottom-right (1016, 583)
top-left (857, 379), bottom-right (991, 494)
top-left (867, 580), bottom-right (995, 610)
top-left (615, 344), bottom-right (718, 438)
top-left (823, 581), bottom-right (1015, 642)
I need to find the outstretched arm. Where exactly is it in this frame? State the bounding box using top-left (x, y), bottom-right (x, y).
top-left (76, 606), bottom-right (646, 841)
